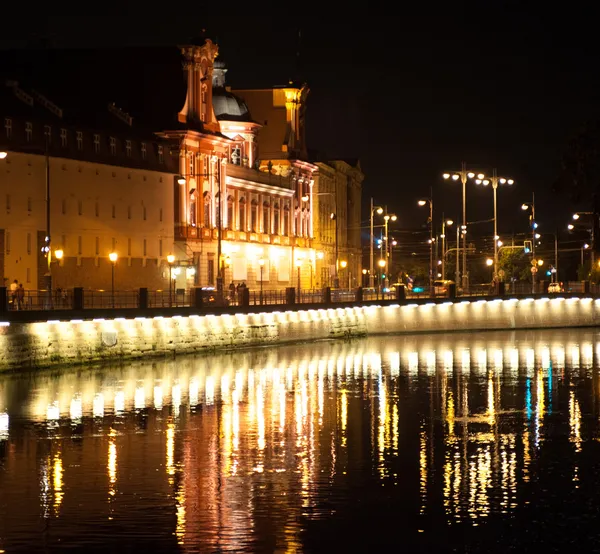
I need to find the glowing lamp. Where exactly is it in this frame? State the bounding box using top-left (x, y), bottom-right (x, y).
top-left (109, 252), bottom-right (118, 263)
top-left (486, 259), bottom-right (494, 266)
top-left (340, 260), bottom-right (347, 269)
top-left (54, 249), bottom-right (64, 260)
top-left (167, 254), bottom-right (175, 264)
top-left (0, 152), bottom-right (7, 160)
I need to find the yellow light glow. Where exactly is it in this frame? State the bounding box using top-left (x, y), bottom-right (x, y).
top-left (340, 260), bottom-right (347, 268)
top-left (54, 249), bottom-right (64, 260)
top-left (109, 252), bottom-right (118, 263)
top-left (167, 254), bottom-right (175, 264)
top-left (378, 259), bottom-right (386, 268)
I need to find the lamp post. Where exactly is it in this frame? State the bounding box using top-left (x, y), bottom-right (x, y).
top-left (475, 169), bottom-right (514, 283)
top-left (167, 254), bottom-right (175, 307)
top-left (340, 260), bottom-right (348, 288)
top-left (582, 243), bottom-right (590, 266)
top-left (389, 238), bottom-right (397, 283)
top-left (443, 163), bottom-right (476, 292)
top-left (382, 212), bottom-right (397, 289)
top-left (572, 212), bottom-right (596, 267)
top-left (378, 259), bottom-right (386, 293)
top-left (258, 258), bottom-right (265, 305)
top-left (440, 219), bottom-right (453, 281)
top-left (370, 200), bottom-right (383, 288)
top-left (521, 194), bottom-right (536, 293)
top-left (296, 258), bottom-right (302, 299)
top-left (418, 198), bottom-right (434, 296)
top-left (109, 252), bottom-right (118, 308)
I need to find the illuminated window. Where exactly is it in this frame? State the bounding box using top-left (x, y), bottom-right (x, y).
top-left (203, 192), bottom-right (211, 227)
top-left (141, 142), bottom-right (147, 159)
top-left (60, 128), bottom-right (67, 147)
top-left (25, 122), bottom-right (32, 142)
top-left (4, 118), bottom-right (12, 138)
top-left (125, 139), bottom-right (132, 157)
top-left (109, 137), bottom-right (116, 155)
top-left (76, 131), bottom-right (83, 150)
top-left (93, 134), bottom-right (100, 153)
top-left (189, 191), bottom-right (197, 227)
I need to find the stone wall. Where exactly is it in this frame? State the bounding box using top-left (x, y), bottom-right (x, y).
top-left (0, 296), bottom-right (598, 371)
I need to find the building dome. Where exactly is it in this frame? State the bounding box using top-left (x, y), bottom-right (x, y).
top-left (212, 89), bottom-right (252, 122)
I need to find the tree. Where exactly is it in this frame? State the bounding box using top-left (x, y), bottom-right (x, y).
top-left (497, 248), bottom-right (531, 282)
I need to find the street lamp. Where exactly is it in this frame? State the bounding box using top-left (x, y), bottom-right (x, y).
top-left (521, 195), bottom-right (537, 293)
top-left (295, 258), bottom-right (302, 298)
top-left (440, 219), bottom-right (453, 281)
top-left (340, 260), bottom-right (348, 289)
top-left (167, 254), bottom-right (175, 307)
top-left (377, 259), bottom-right (386, 293)
top-left (443, 163), bottom-right (477, 291)
top-left (370, 201), bottom-right (384, 288)
top-left (475, 169), bottom-right (514, 283)
top-left (382, 212), bottom-right (397, 289)
top-left (0, 152), bottom-right (7, 159)
top-left (418, 198), bottom-right (434, 296)
top-left (582, 243), bottom-right (590, 266)
top-left (109, 252), bottom-right (118, 308)
top-left (572, 212), bottom-right (596, 267)
top-left (258, 258), bottom-right (265, 305)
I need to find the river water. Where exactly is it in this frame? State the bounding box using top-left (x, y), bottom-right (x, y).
top-left (1, 329), bottom-right (600, 552)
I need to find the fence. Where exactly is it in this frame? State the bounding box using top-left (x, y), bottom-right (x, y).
top-left (1, 281), bottom-right (598, 313)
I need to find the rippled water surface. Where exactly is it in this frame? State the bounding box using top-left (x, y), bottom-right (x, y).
top-left (3, 329), bottom-right (600, 552)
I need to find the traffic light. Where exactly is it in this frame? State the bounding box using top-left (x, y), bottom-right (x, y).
top-left (524, 240), bottom-right (532, 254)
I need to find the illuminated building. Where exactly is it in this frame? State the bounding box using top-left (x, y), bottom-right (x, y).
top-left (0, 37), bottom-right (362, 293)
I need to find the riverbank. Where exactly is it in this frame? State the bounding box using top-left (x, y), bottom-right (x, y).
top-left (0, 294), bottom-right (597, 371)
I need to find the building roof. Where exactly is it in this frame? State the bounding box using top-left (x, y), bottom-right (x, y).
top-left (212, 88), bottom-right (252, 122)
top-left (0, 47), bottom-right (188, 135)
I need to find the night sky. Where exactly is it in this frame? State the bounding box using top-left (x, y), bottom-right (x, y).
top-left (1, 11), bottom-right (599, 264)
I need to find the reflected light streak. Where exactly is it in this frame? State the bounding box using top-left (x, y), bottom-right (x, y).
top-left (108, 427), bottom-right (117, 498)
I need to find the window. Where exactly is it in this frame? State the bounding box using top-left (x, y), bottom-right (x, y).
top-left (141, 142), bottom-right (147, 160)
top-left (93, 134), bottom-right (100, 153)
top-left (26, 233), bottom-right (31, 254)
top-left (263, 202), bottom-right (270, 234)
top-left (127, 206), bottom-right (131, 219)
top-left (78, 200), bottom-right (83, 215)
top-left (95, 201), bottom-right (99, 217)
top-left (5, 194), bottom-right (10, 212)
top-left (95, 237), bottom-right (100, 255)
top-left (158, 145), bottom-right (164, 164)
top-left (227, 196), bottom-right (234, 229)
top-left (189, 192), bottom-right (196, 227)
top-left (60, 128), bottom-right (67, 147)
top-left (143, 239), bottom-right (147, 257)
top-left (25, 122), bottom-right (32, 142)
top-left (238, 198), bottom-right (246, 231)
top-left (207, 259), bottom-right (214, 285)
top-left (4, 118), bottom-right (12, 138)
top-left (125, 140), bottom-right (132, 157)
top-left (109, 137), bottom-right (116, 155)
top-left (5, 232), bottom-right (10, 255)
top-left (78, 236), bottom-right (82, 255)
top-left (231, 146), bottom-right (241, 165)
top-left (62, 199), bottom-right (66, 215)
top-left (112, 204), bottom-right (116, 218)
top-left (27, 197), bottom-right (32, 213)
top-left (203, 193), bottom-right (211, 227)
top-left (273, 203), bottom-right (280, 234)
top-left (76, 131), bottom-right (83, 150)
top-left (251, 200), bottom-right (258, 232)
top-left (159, 208), bottom-right (163, 222)
top-left (127, 238), bottom-right (131, 256)
top-left (159, 239), bottom-right (163, 257)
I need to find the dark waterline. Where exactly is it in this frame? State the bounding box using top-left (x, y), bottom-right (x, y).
top-left (2, 329), bottom-right (600, 553)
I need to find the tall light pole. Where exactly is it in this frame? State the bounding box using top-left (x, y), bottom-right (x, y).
top-left (418, 198), bottom-right (434, 296)
top-left (475, 169), bottom-right (514, 283)
top-left (440, 218), bottom-right (453, 281)
top-left (521, 194), bottom-right (536, 293)
top-left (383, 212), bottom-right (397, 289)
top-left (389, 238), bottom-right (397, 283)
top-left (109, 252), bottom-right (118, 308)
top-left (258, 257), bottom-right (265, 305)
top-left (167, 254), bottom-right (175, 307)
top-left (443, 163), bottom-right (476, 292)
top-left (370, 200), bottom-right (383, 288)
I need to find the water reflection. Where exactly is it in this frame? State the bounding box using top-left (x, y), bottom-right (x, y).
top-left (0, 329), bottom-right (598, 551)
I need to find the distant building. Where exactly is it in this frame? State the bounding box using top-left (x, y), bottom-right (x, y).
top-left (0, 37), bottom-right (362, 294)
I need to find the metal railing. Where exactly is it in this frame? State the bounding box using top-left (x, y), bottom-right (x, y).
top-left (2, 281), bottom-right (598, 313)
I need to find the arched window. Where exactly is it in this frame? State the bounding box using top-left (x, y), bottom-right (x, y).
top-left (251, 199), bottom-right (258, 232)
top-left (189, 189), bottom-right (197, 227)
top-left (238, 196), bottom-right (246, 231)
top-left (203, 191), bottom-right (211, 228)
top-left (273, 202), bottom-right (280, 235)
top-left (283, 203), bottom-right (290, 236)
top-left (227, 195), bottom-right (234, 229)
top-left (262, 201), bottom-right (270, 234)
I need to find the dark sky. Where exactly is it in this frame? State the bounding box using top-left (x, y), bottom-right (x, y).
top-left (1, 11), bottom-right (599, 241)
